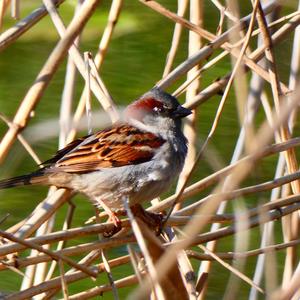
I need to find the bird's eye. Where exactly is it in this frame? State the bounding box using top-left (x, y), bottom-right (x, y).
top-left (153, 106), bottom-right (162, 113)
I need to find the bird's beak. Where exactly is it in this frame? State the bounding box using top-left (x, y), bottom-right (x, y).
top-left (173, 105), bottom-right (192, 119)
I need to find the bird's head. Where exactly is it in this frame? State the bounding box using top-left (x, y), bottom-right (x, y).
top-left (124, 87), bottom-right (192, 134)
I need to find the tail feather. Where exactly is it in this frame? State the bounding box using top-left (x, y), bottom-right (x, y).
top-left (0, 171), bottom-right (48, 189)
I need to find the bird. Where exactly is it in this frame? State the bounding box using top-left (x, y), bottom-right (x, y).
top-left (0, 88), bottom-right (191, 235)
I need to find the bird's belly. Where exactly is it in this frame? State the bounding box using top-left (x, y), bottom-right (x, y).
top-left (129, 177), bottom-right (171, 205)
top-left (70, 161), bottom-right (178, 211)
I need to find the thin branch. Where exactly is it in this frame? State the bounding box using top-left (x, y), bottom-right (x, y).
top-left (0, 229), bottom-right (97, 278)
top-left (0, 0), bottom-right (65, 51)
top-left (0, 0), bottom-right (102, 163)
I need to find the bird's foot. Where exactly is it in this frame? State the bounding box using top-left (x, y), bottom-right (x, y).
top-left (95, 199), bottom-right (125, 237)
top-left (130, 204), bottom-right (164, 235)
top-left (103, 212), bottom-right (123, 238)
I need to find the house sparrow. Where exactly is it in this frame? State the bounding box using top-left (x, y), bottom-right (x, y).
top-left (0, 88), bottom-right (191, 235)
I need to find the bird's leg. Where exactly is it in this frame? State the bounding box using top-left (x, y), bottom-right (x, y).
top-left (95, 199), bottom-right (122, 237)
top-left (130, 204), bottom-right (164, 235)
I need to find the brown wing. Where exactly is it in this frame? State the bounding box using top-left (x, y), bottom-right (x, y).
top-left (49, 124), bottom-right (165, 173)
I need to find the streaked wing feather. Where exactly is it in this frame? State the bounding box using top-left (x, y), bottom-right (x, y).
top-left (51, 124), bottom-right (165, 173)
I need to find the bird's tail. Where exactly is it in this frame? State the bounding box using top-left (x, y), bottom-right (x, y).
top-left (0, 171), bottom-right (48, 189)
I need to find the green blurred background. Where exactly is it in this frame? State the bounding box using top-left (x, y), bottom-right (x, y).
top-left (0, 0), bottom-right (298, 298)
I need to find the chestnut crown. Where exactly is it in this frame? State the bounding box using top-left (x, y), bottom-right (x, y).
top-left (125, 87), bottom-right (191, 122)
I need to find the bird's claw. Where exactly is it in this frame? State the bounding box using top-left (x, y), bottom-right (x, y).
top-left (103, 212), bottom-right (122, 238)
